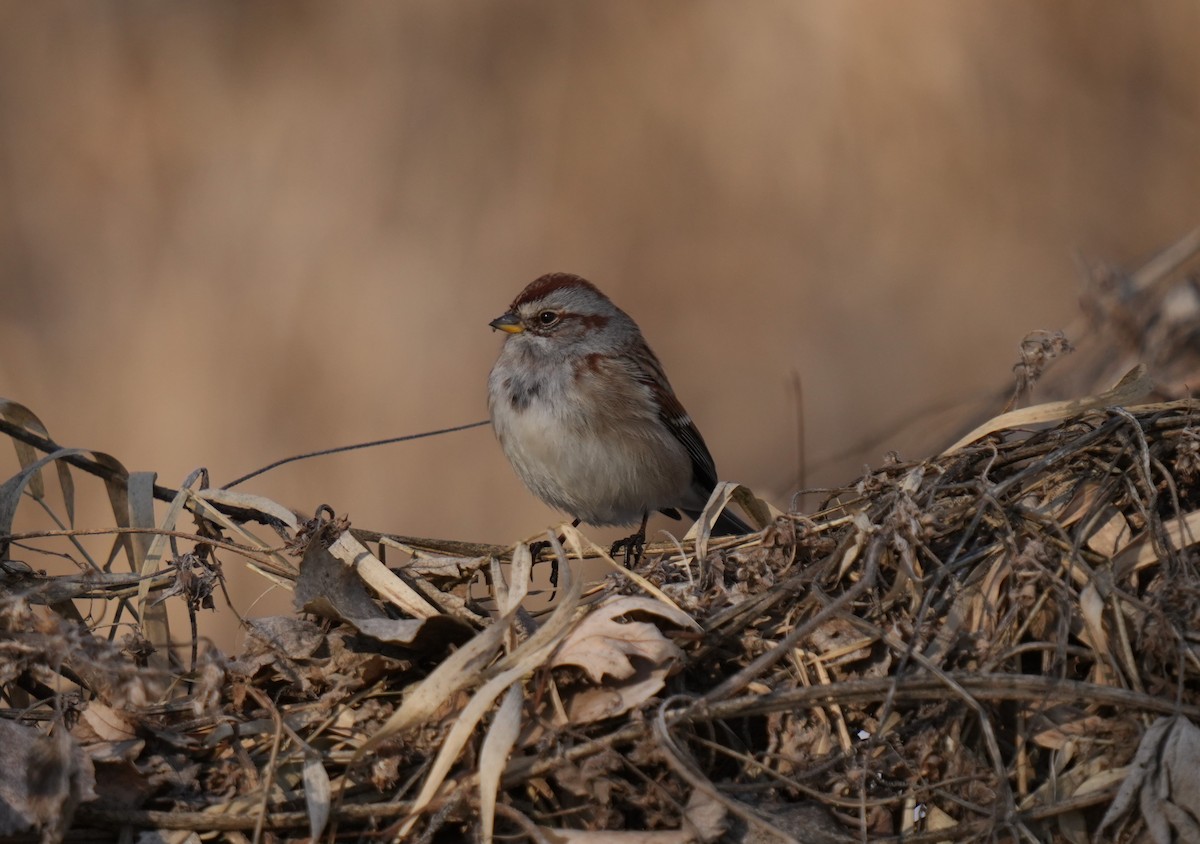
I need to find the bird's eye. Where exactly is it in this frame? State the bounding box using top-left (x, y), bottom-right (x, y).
top-left (537, 310), bottom-right (559, 326)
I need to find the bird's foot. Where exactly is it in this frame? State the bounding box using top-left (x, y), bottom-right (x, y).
top-left (610, 530), bottom-right (646, 567)
top-left (527, 539), bottom-right (560, 590)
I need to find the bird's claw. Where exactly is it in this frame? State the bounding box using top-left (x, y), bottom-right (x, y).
top-left (610, 531), bottom-right (646, 567)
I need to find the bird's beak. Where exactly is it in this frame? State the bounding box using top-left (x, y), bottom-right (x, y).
top-left (489, 312), bottom-right (525, 334)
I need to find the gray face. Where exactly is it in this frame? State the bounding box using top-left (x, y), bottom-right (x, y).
top-left (490, 273), bottom-right (637, 359)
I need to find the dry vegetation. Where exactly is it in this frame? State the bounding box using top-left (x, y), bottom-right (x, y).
top-left (1, 234), bottom-right (1199, 843)
top-left (4, 3), bottom-right (1200, 579)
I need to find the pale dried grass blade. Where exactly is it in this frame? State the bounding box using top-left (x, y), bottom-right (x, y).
top-left (398, 579), bottom-right (579, 838)
top-left (398, 680), bottom-right (511, 824)
top-left (1078, 585), bottom-right (1111, 682)
top-left (1131, 226), bottom-right (1200, 291)
top-left (494, 541), bottom-right (584, 673)
top-left (302, 753), bottom-right (331, 839)
top-left (194, 487), bottom-right (299, 532)
top-left (132, 471), bottom-right (178, 674)
top-left (491, 542), bottom-right (532, 618)
top-left (184, 489), bottom-right (298, 581)
top-left (0, 448), bottom-right (83, 555)
top-left (0, 398), bottom-right (75, 523)
top-left (327, 529), bottom-right (439, 619)
top-left (1113, 507), bottom-right (1200, 576)
top-left (686, 481), bottom-right (739, 559)
top-left (943, 365), bottom-right (1153, 454)
top-left (834, 512), bottom-right (872, 580)
top-left (506, 541), bottom-right (533, 611)
top-left (480, 683), bottom-right (523, 844)
top-left (355, 612), bottom-right (513, 756)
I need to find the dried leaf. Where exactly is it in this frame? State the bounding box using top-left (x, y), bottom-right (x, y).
top-left (132, 470), bottom-right (181, 676)
top-left (1098, 716), bottom-right (1200, 844)
top-left (1077, 584), bottom-right (1109, 655)
top-left (566, 672), bottom-right (672, 724)
top-left (1044, 479), bottom-right (1104, 528)
top-left (491, 542), bottom-right (532, 617)
top-left (0, 398), bottom-right (75, 524)
top-left (243, 616), bottom-right (326, 660)
top-left (835, 513), bottom-right (872, 579)
top-left (0, 447), bottom-right (90, 561)
top-left (397, 550), bottom-right (491, 581)
top-left (687, 481), bottom-right (738, 555)
top-left (325, 529), bottom-right (440, 619)
top-left (551, 596), bottom-right (690, 683)
top-left (79, 703), bottom-right (137, 743)
top-left (294, 534), bottom-right (470, 647)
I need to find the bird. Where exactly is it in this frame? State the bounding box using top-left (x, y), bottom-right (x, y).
top-left (487, 272), bottom-right (751, 560)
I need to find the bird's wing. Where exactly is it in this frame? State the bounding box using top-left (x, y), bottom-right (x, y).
top-left (628, 351), bottom-right (720, 494)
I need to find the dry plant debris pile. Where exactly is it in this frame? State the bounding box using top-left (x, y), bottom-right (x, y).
top-left (1, 393), bottom-right (1199, 842)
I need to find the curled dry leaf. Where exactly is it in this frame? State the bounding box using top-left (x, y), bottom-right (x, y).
top-left (78, 702), bottom-right (137, 743)
top-left (550, 595), bottom-right (693, 683)
top-left (550, 595), bottom-right (695, 725)
top-left (564, 673), bottom-right (670, 725)
top-left (401, 550), bottom-right (492, 582)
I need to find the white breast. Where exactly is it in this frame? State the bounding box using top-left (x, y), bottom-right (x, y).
top-left (488, 354), bottom-right (692, 526)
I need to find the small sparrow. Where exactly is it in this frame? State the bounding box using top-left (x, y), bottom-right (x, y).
top-left (488, 272), bottom-right (750, 557)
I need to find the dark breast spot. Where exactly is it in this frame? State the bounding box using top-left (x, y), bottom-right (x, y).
top-left (509, 379), bottom-right (542, 411)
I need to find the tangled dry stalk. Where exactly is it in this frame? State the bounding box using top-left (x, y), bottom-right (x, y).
top-left (2, 389), bottom-right (1198, 843)
top-left (2, 231), bottom-right (1200, 843)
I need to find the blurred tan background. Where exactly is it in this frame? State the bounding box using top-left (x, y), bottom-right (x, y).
top-left (2, 3), bottom-right (1199, 642)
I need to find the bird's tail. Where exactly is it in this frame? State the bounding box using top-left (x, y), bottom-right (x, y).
top-left (683, 506), bottom-right (754, 537)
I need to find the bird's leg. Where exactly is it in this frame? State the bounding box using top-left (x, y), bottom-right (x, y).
top-left (530, 519), bottom-right (581, 592)
top-left (610, 512), bottom-right (649, 567)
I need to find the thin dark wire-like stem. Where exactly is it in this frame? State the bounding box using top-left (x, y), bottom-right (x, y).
top-left (221, 419), bottom-right (491, 489)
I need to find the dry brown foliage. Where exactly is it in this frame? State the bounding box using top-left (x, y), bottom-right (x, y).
top-left (2, 235), bottom-right (1200, 842)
